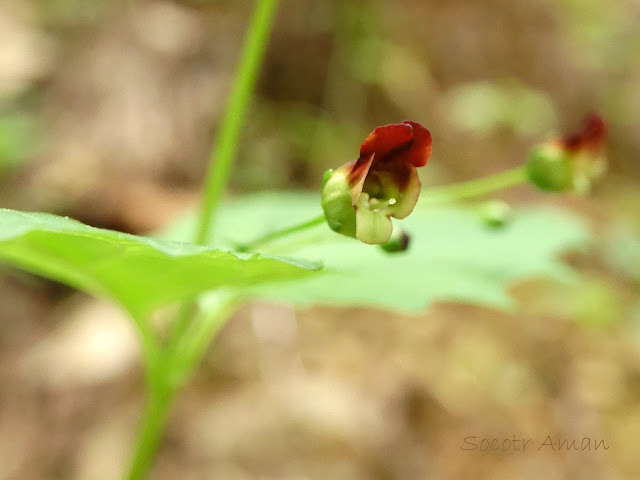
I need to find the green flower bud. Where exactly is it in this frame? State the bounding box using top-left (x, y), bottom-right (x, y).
top-left (526, 114), bottom-right (607, 194)
top-left (380, 229), bottom-right (411, 253)
top-left (478, 200), bottom-right (512, 229)
top-left (526, 144), bottom-right (573, 192)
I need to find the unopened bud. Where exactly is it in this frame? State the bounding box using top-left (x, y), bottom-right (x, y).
top-left (526, 143), bottom-right (573, 192)
top-left (478, 200), bottom-right (512, 229)
top-left (380, 229), bottom-right (411, 253)
top-left (526, 114), bottom-right (607, 194)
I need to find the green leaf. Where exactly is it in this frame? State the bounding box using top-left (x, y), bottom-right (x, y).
top-left (163, 191), bottom-right (590, 312)
top-left (0, 209), bottom-right (320, 318)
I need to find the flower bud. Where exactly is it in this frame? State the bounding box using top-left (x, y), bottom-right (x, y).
top-left (526, 143), bottom-right (573, 192)
top-left (526, 114), bottom-right (607, 193)
top-left (380, 229), bottom-right (411, 253)
top-left (478, 200), bottom-right (512, 229)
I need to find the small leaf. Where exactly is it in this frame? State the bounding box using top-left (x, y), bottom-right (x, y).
top-left (0, 209), bottom-right (320, 318)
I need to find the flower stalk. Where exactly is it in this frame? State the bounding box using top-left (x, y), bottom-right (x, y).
top-left (236, 214), bottom-right (326, 252)
top-left (126, 1), bottom-right (281, 479)
top-left (418, 165), bottom-right (528, 206)
top-left (196, 0), bottom-right (280, 246)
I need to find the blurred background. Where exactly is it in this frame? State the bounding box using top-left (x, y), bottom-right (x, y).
top-left (1, 0), bottom-right (640, 479)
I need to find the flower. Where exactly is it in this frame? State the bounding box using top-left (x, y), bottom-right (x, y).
top-left (321, 121), bottom-right (432, 244)
top-left (526, 114), bottom-right (607, 193)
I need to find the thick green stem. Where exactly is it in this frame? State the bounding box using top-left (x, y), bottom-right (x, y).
top-left (237, 214), bottom-right (326, 252)
top-left (419, 165), bottom-right (528, 206)
top-left (196, 0), bottom-right (280, 246)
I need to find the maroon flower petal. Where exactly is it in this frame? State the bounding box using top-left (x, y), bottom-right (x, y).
top-left (346, 154), bottom-right (374, 205)
top-left (395, 120), bottom-right (433, 167)
top-left (561, 113), bottom-right (607, 153)
top-left (345, 121), bottom-right (434, 200)
top-left (359, 122), bottom-right (414, 160)
top-left (321, 119), bottom-right (433, 244)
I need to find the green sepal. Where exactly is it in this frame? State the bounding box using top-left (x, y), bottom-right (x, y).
top-left (321, 168), bottom-right (357, 238)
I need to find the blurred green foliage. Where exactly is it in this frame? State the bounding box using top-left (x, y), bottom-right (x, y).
top-left (446, 81), bottom-right (557, 136)
top-left (163, 191), bottom-right (590, 312)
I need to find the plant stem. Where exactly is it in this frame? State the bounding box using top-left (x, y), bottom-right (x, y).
top-left (171, 292), bottom-right (241, 386)
top-left (126, 294), bottom-right (239, 480)
top-left (132, 320), bottom-right (161, 384)
top-left (419, 165), bottom-right (528, 206)
top-left (196, 0), bottom-right (280, 246)
top-left (164, 301), bottom-right (196, 355)
top-left (126, 2), bottom-right (280, 479)
top-left (237, 214), bottom-right (326, 252)
top-left (126, 378), bottom-right (175, 480)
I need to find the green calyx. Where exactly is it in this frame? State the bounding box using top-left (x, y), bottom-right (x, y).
top-left (321, 168), bottom-right (357, 238)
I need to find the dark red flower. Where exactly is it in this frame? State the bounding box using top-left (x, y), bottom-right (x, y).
top-left (321, 121), bottom-right (432, 244)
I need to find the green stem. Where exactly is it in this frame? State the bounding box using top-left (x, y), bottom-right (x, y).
top-left (164, 301), bottom-right (196, 353)
top-left (419, 165), bottom-right (528, 206)
top-left (237, 214), bottom-right (326, 252)
top-left (196, 0), bottom-right (280, 245)
top-left (125, 2), bottom-right (280, 479)
top-left (171, 292), bottom-right (241, 386)
top-left (126, 293), bottom-right (239, 480)
top-left (126, 309), bottom-right (162, 391)
top-left (126, 378), bottom-right (175, 480)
